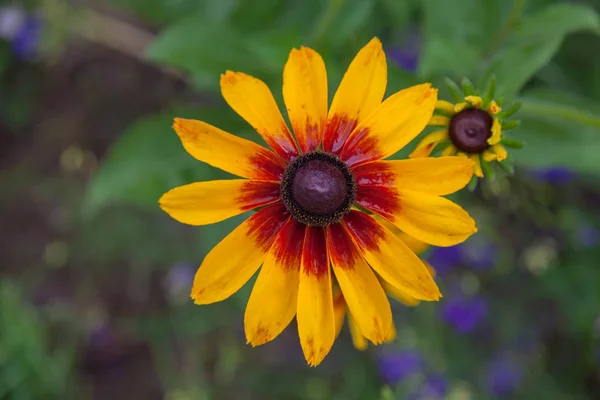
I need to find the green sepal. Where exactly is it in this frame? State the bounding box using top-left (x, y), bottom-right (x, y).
top-left (482, 75), bottom-right (496, 108)
top-left (480, 153), bottom-right (495, 181)
top-left (501, 120), bottom-right (521, 130)
top-left (444, 77), bottom-right (464, 103)
top-left (501, 137), bottom-right (525, 149)
top-left (467, 174), bottom-right (479, 191)
top-left (461, 77), bottom-right (474, 96)
top-left (498, 101), bottom-right (521, 119)
top-left (499, 159), bottom-right (515, 175)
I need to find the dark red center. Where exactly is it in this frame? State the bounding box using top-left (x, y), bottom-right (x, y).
top-left (449, 108), bottom-right (493, 153)
top-left (281, 152), bottom-right (355, 227)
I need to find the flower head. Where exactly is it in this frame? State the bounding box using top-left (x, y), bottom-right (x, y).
top-left (428, 235), bottom-right (496, 274)
top-left (484, 355), bottom-right (523, 397)
top-left (159, 38), bottom-right (477, 366)
top-left (377, 349), bottom-right (423, 385)
top-left (410, 77), bottom-right (522, 181)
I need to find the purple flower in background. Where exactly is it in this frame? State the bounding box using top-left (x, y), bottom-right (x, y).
top-left (441, 294), bottom-right (488, 334)
top-left (577, 223), bottom-right (599, 248)
top-left (0, 6), bottom-right (43, 60)
top-left (387, 28), bottom-right (420, 72)
top-left (409, 374), bottom-right (449, 400)
top-left (530, 167), bottom-right (575, 185)
top-left (163, 262), bottom-right (196, 305)
top-left (377, 349), bottom-right (423, 385)
top-left (484, 356), bottom-right (523, 397)
top-left (427, 236), bottom-right (496, 274)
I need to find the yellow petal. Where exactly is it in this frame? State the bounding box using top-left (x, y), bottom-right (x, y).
top-left (488, 117), bottom-right (502, 145)
top-left (381, 279), bottom-right (420, 307)
top-left (456, 151), bottom-right (468, 158)
top-left (159, 180), bottom-right (280, 226)
top-left (376, 189), bottom-right (477, 247)
top-left (385, 321), bottom-right (397, 342)
top-left (441, 144), bottom-right (457, 156)
top-left (374, 217), bottom-right (430, 255)
top-left (191, 204), bottom-right (289, 304)
top-left (173, 118), bottom-right (285, 180)
top-left (487, 100), bottom-right (501, 115)
top-left (483, 150), bottom-right (498, 162)
top-left (343, 211), bottom-right (441, 301)
top-left (464, 95), bottom-right (483, 109)
top-left (220, 71), bottom-right (298, 160)
top-left (428, 115), bottom-right (451, 126)
top-left (297, 227), bottom-right (335, 366)
top-left (327, 222), bottom-right (392, 345)
top-left (340, 84), bottom-right (438, 167)
top-left (348, 315), bottom-right (368, 350)
top-left (472, 154), bottom-right (483, 177)
top-left (435, 100), bottom-right (456, 115)
top-left (454, 102), bottom-right (468, 113)
top-left (244, 219), bottom-right (305, 346)
top-left (332, 288), bottom-right (347, 340)
top-left (492, 144), bottom-right (508, 161)
top-left (353, 157), bottom-right (474, 196)
top-left (283, 47), bottom-right (328, 153)
top-left (324, 37), bottom-right (387, 154)
top-left (408, 130), bottom-right (448, 158)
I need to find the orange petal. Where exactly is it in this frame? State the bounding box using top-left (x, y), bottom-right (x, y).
top-left (327, 222), bottom-right (392, 345)
top-left (342, 211), bottom-right (441, 301)
top-left (220, 71), bottom-right (298, 160)
top-left (191, 203), bottom-right (289, 304)
top-left (323, 38), bottom-right (387, 154)
top-left (173, 118), bottom-right (285, 180)
top-left (352, 157), bottom-right (474, 196)
top-left (283, 47), bottom-right (328, 153)
top-left (340, 84), bottom-right (438, 167)
top-left (297, 227), bottom-right (335, 366)
top-left (244, 219), bottom-right (305, 346)
top-left (159, 180), bottom-right (280, 226)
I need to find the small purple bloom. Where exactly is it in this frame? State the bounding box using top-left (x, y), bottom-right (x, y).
top-left (441, 295), bottom-right (488, 334)
top-left (577, 223), bottom-right (599, 248)
top-left (163, 262), bottom-right (196, 305)
top-left (427, 236), bottom-right (495, 274)
top-left (377, 349), bottom-right (423, 385)
top-left (409, 374), bottom-right (449, 400)
top-left (484, 356), bottom-right (523, 397)
top-left (387, 29), bottom-right (420, 72)
top-left (11, 14), bottom-right (42, 60)
top-left (530, 167), bottom-right (575, 185)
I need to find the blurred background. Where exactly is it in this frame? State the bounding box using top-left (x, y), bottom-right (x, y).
top-left (2, 0), bottom-right (600, 399)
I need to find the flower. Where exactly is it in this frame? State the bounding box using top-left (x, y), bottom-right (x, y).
top-left (377, 349), bottom-right (423, 385)
top-left (529, 166), bottom-right (575, 185)
top-left (0, 6), bottom-right (42, 60)
top-left (428, 235), bottom-right (496, 274)
top-left (387, 28), bottom-right (420, 72)
top-left (441, 293), bottom-right (488, 334)
top-left (409, 77), bottom-right (522, 179)
top-left (484, 355), bottom-right (523, 397)
top-left (409, 373), bottom-right (448, 400)
top-left (159, 37), bottom-right (477, 366)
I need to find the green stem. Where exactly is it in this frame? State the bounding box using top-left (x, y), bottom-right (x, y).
top-left (488, 0), bottom-right (526, 54)
top-left (519, 98), bottom-right (600, 129)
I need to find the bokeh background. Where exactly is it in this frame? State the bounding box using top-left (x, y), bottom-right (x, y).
top-left (2, 0), bottom-right (600, 399)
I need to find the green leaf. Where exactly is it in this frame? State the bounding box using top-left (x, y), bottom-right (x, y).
top-left (498, 101), bottom-right (521, 119)
top-left (512, 88), bottom-right (600, 174)
top-left (418, 39), bottom-right (481, 78)
top-left (501, 120), bottom-right (521, 130)
top-left (480, 154), bottom-right (495, 181)
top-left (444, 77), bottom-right (464, 103)
top-left (461, 77), bottom-right (474, 96)
top-left (82, 106), bottom-right (251, 217)
top-left (500, 137), bottom-right (524, 149)
top-left (482, 3), bottom-right (600, 98)
top-left (514, 3), bottom-right (600, 40)
top-left (482, 75), bottom-right (496, 106)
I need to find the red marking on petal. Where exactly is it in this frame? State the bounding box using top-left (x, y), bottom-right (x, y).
top-left (355, 185), bottom-right (400, 221)
top-left (342, 210), bottom-right (385, 252)
top-left (272, 122), bottom-right (300, 162)
top-left (351, 162), bottom-right (395, 186)
top-left (247, 203), bottom-right (290, 251)
top-left (236, 181), bottom-right (282, 212)
top-left (301, 227), bottom-right (329, 278)
top-left (301, 122), bottom-right (322, 153)
top-left (326, 222), bottom-right (361, 270)
top-left (339, 128), bottom-right (383, 167)
top-left (323, 114), bottom-right (358, 154)
top-left (249, 148), bottom-right (286, 181)
top-left (270, 218), bottom-right (306, 271)
top-left (332, 288), bottom-right (345, 309)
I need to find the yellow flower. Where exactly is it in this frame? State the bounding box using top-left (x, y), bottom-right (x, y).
top-left (410, 78), bottom-right (521, 179)
top-left (334, 225), bottom-right (435, 350)
top-left (159, 38), bottom-right (477, 366)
